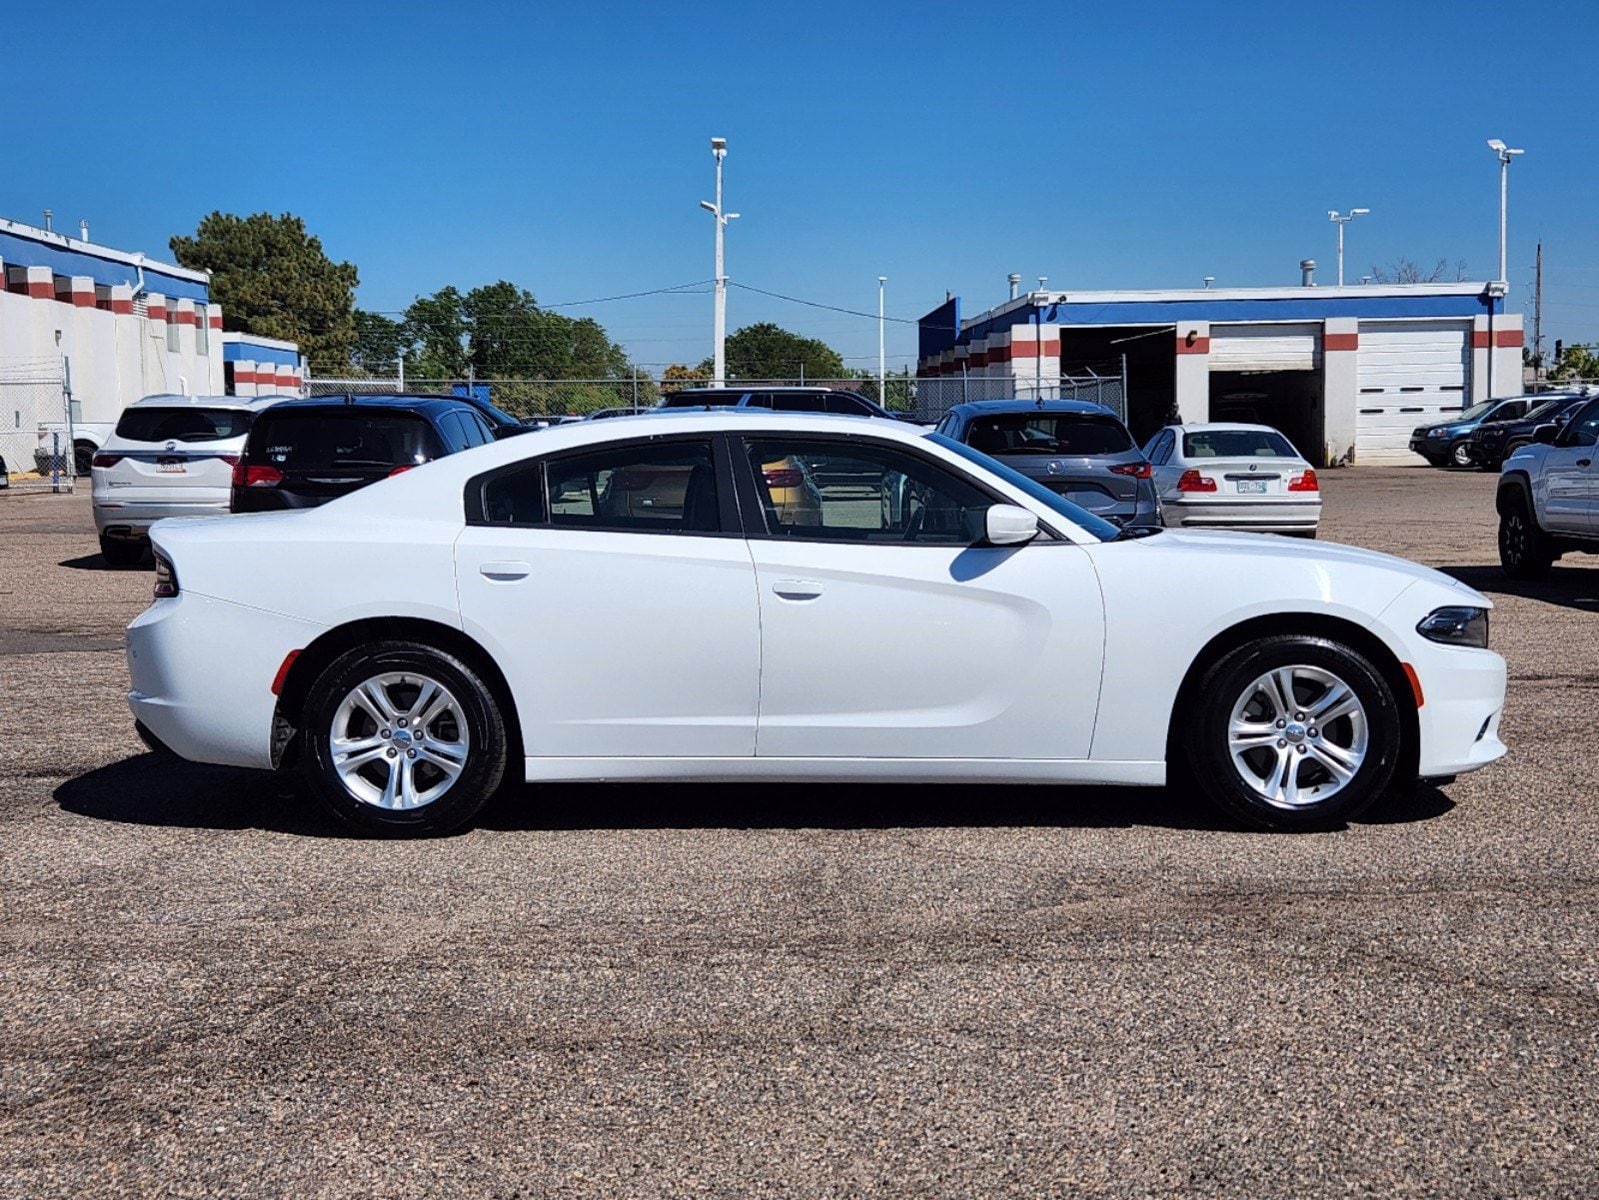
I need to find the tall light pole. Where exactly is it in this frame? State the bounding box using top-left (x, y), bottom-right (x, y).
top-left (1327, 208), bottom-right (1370, 287)
top-left (877, 276), bottom-right (887, 404)
top-left (700, 137), bottom-right (739, 387)
top-left (1487, 139), bottom-right (1524, 285)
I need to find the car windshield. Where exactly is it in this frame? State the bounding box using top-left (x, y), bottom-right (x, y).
top-left (1455, 400), bottom-right (1499, 423)
top-left (115, 406), bottom-right (254, 443)
top-left (931, 433), bottom-right (1124, 542)
top-left (247, 413), bottom-right (435, 469)
top-left (1183, 429), bottom-right (1298, 459)
top-left (964, 413), bottom-right (1133, 457)
top-left (1523, 398), bottom-right (1572, 423)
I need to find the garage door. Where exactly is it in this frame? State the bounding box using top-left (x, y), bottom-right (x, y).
top-left (1355, 321), bottom-right (1470, 464)
top-left (1209, 324), bottom-right (1321, 372)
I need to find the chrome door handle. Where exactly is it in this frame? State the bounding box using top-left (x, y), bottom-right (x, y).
top-left (773, 578), bottom-right (824, 600)
top-left (479, 561), bottom-right (531, 581)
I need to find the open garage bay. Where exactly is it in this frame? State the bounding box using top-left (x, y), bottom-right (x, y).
top-left (2, 469), bottom-right (1596, 1198)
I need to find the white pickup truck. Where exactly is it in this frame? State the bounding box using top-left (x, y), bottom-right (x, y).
top-left (34, 421), bottom-right (112, 478)
top-left (1497, 395), bottom-right (1599, 578)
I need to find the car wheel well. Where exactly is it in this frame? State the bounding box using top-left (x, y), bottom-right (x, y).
top-left (1166, 614), bottom-right (1420, 784)
top-left (272, 618), bottom-right (521, 769)
top-left (1496, 473), bottom-right (1533, 514)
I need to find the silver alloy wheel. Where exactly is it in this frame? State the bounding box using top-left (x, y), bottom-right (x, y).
top-left (329, 671), bottom-right (470, 810)
top-left (1226, 664), bottom-right (1368, 810)
top-left (1451, 442), bottom-right (1473, 467)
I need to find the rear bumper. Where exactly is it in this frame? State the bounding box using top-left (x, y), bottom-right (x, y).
top-left (1163, 497), bottom-right (1321, 532)
top-left (94, 498), bottom-right (230, 538)
top-left (126, 591), bottom-right (324, 770)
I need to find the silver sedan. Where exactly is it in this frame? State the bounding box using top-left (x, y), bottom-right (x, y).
top-left (1142, 423), bottom-right (1322, 537)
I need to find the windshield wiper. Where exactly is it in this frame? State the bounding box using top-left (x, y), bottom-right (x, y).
top-left (1113, 525), bottom-right (1163, 541)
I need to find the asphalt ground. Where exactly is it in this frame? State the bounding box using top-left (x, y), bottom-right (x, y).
top-left (2, 467), bottom-right (1596, 1198)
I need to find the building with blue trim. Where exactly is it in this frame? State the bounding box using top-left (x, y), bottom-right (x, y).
top-left (918, 275), bottom-right (1523, 465)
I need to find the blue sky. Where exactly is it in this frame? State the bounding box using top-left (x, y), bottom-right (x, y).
top-left (5, 0), bottom-right (1595, 372)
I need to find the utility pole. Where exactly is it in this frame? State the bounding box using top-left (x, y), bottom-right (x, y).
top-left (877, 276), bottom-right (887, 406)
top-left (700, 138), bottom-right (740, 387)
top-left (1327, 209), bottom-right (1370, 287)
top-left (1534, 241), bottom-right (1544, 392)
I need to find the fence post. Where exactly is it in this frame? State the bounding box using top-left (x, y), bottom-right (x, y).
top-left (632, 367), bottom-right (638, 407)
top-left (62, 353), bottom-right (76, 489)
top-left (397, 357), bottom-right (405, 393)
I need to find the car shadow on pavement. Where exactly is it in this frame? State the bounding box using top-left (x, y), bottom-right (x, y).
top-left (59, 553), bottom-right (147, 570)
top-left (57, 755), bottom-right (1455, 837)
top-left (1445, 565), bottom-right (1599, 613)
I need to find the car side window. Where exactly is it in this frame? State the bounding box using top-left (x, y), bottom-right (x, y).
top-left (771, 394), bottom-right (827, 413)
top-left (742, 393), bottom-right (773, 409)
top-left (545, 439), bottom-right (721, 534)
top-left (1147, 431), bottom-right (1172, 465)
top-left (436, 412), bottom-right (471, 454)
top-left (823, 393), bottom-right (872, 416)
top-left (741, 437), bottom-right (993, 544)
top-left (1560, 401), bottom-right (1599, 448)
top-left (460, 412), bottom-right (493, 446)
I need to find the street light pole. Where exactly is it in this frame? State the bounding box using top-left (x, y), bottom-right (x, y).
top-left (701, 137), bottom-right (740, 387)
top-left (1487, 139), bottom-right (1524, 285)
top-left (877, 276), bottom-right (887, 405)
top-left (1326, 209), bottom-right (1370, 287)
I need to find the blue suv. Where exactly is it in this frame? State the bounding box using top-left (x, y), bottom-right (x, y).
top-left (1410, 396), bottom-right (1533, 468)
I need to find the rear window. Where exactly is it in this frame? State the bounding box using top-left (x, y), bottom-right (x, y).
top-left (247, 412), bottom-right (437, 469)
top-left (1183, 430), bottom-right (1297, 459)
top-left (115, 407), bottom-right (254, 443)
top-left (965, 414), bottom-right (1134, 457)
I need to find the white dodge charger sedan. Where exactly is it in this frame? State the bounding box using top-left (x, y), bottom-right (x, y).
top-left (126, 411), bottom-right (1507, 836)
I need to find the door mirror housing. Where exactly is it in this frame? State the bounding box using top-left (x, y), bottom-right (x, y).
top-left (1533, 423), bottom-right (1559, 445)
top-left (985, 503), bottom-right (1039, 546)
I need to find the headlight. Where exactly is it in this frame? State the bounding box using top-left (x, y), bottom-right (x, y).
top-left (1416, 606), bottom-right (1489, 648)
top-left (1429, 427), bottom-right (1454, 438)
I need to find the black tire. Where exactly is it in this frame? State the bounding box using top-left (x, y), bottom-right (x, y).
top-left (1183, 635), bottom-right (1403, 831)
top-left (1499, 491), bottom-right (1555, 580)
top-left (99, 536), bottom-right (144, 567)
top-left (1502, 439), bottom-right (1530, 463)
top-left (300, 640), bottom-right (508, 836)
top-left (74, 443), bottom-right (95, 477)
top-left (1447, 440), bottom-right (1475, 469)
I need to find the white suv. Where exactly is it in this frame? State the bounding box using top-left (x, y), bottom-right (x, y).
top-left (1497, 396), bottom-right (1599, 579)
top-left (91, 394), bottom-right (292, 566)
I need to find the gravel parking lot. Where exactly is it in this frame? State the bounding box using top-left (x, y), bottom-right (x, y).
top-left (3, 467), bottom-right (1596, 1198)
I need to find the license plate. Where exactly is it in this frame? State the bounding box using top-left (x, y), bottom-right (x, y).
top-left (156, 458), bottom-right (187, 474)
top-left (1236, 480), bottom-right (1267, 494)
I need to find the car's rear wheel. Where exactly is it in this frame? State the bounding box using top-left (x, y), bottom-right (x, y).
top-left (99, 536), bottom-right (144, 567)
top-left (1499, 492), bottom-right (1555, 580)
top-left (1502, 439), bottom-right (1529, 462)
top-left (1448, 440), bottom-right (1475, 469)
top-left (301, 641), bottom-right (507, 836)
top-left (1185, 636), bottom-right (1402, 831)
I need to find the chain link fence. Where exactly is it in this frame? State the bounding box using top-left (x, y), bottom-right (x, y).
top-left (1, 364), bottom-right (75, 493)
top-left (305, 370), bottom-right (1127, 425)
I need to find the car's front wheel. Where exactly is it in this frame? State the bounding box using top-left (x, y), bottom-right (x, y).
top-left (1498, 492), bottom-right (1555, 580)
top-left (301, 641), bottom-right (508, 836)
top-left (1185, 636), bottom-right (1403, 831)
top-left (1448, 440), bottom-right (1475, 469)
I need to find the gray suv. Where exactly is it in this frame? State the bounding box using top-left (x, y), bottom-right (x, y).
top-left (935, 400), bottom-right (1160, 528)
top-left (1497, 396), bottom-right (1599, 578)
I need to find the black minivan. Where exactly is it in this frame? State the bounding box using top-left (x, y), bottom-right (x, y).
top-left (233, 395), bottom-right (496, 512)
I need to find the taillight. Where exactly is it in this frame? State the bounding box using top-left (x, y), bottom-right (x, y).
top-left (1289, 469), bottom-right (1319, 492)
top-left (763, 468), bottom-right (805, 488)
top-left (91, 452), bottom-right (124, 469)
top-left (1177, 470), bottom-right (1217, 493)
top-left (1110, 461), bottom-right (1153, 479)
top-left (153, 553), bottom-right (179, 599)
top-left (218, 454), bottom-right (240, 467)
top-left (233, 463), bottom-right (283, 487)
top-left (388, 464), bottom-right (416, 478)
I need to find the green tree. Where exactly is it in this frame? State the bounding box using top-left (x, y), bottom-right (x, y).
top-left (715, 323), bottom-right (847, 381)
top-left (402, 287), bottom-right (470, 379)
top-left (1551, 343), bottom-right (1599, 382)
top-left (170, 212), bottom-right (359, 366)
top-left (351, 309), bottom-right (406, 372)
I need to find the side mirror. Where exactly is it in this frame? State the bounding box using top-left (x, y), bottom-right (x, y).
top-left (1533, 424), bottom-right (1559, 445)
top-left (985, 503), bottom-right (1039, 546)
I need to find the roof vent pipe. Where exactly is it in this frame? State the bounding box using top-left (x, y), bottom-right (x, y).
top-left (1300, 259), bottom-right (1317, 287)
top-left (1008, 273), bottom-right (1022, 300)
top-left (79, 220), bottom-right (90, 242)
top-left (43, 209), bottom-right (53, 233)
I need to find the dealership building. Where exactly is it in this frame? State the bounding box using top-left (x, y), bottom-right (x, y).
top-left (917, 276), bottom-right (1524, 465)
top-left (0, 215), bottom-right (303, 433)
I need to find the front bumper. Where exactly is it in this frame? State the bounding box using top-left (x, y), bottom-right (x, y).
top-left (126, 591), bottom-right (324, 770)
top-left (1412, 645), bottom-right (1507, 777)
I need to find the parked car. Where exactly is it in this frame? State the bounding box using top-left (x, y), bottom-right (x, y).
top-left (585, 406), bottom-right (656, 420)
top-left (935, 400), bottom-right (1159, 528)
top-left (659, 386), bottom-right (911, 420)
top-left (90, 394), bottom-right (293, 566)
top-left (446, 392), bottom-right (533, 439)
top-left (1496, 396), bottom-right (1599, 578)
top-left (0, 453), bottom-right (9, 490)
top-left (1467, 392), bottom-right (1591, 470)
top-left (1410, 396), bottom-right (1534, 468)
top-left (128, 411), bottom-right (1505, 837)
top-left (1142, 423), bottom-right (1320, 537)
top-left (232, 395), bottom-right (497, 513)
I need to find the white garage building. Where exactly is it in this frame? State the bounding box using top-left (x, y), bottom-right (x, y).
top-left (917, 280), bottom-right (1524, 466)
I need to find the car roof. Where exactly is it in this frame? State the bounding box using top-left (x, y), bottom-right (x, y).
top-left (947, 399), bottom-right (1119, 419)
top-left (1168, 422), bottom-right (1287, 433)
top-left (127, 393), bottom-right (292, 411)
top-left (255, 394), bottom-right (476, 417)
top-left (668, 386), bottom-right (843, 395)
